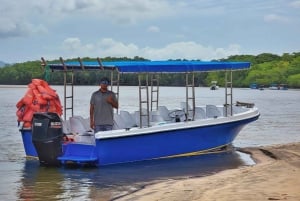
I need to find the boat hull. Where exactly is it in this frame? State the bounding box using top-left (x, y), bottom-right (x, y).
top-left (20, 109), bottom-right (259, 166)
top-left (20, 128), bottom-right (38, 157)
top-left (95, 111), bottom-right (259, 165)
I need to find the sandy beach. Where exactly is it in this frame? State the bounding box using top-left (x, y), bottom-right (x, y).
top-left (116, 142), bottom-right (300, 201)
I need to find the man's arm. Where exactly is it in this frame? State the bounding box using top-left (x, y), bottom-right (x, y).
top-left (90, 104), bottom-right (95, 129)
top-left (107, 94), bottom-right (119, 109)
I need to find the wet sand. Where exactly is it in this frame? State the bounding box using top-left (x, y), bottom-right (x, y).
top-left (116, 142), bottom-right (300, 201)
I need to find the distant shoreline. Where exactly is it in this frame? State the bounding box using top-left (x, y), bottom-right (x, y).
top-left (0, 85), bottom-right (27, 88)
top-left (0, 84), bottom-right (299, 90)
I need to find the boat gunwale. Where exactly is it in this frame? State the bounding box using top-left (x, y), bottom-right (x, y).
top-left (95, 107), bottom-right (260, 140)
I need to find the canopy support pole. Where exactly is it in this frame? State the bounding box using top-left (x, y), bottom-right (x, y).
top-left (138, 74), bottom-right (150, 128)
top-left (110, 70), bottom-right (120, 114)
top-left (150, 74), bottom-right (159, 111)
top-left (225, 70), bottom-right (233, 116)
top-left (60, 57), bottom-right (74, 120)
top-left (185, 73), bottom-right (195, 121)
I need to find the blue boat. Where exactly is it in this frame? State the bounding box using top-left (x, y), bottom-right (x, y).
top-left (20, 58), bottom-right (260, 166)
top-left (269, 83), bottom-right (279, 90)
top-left (250, 83), bottom-right (258, 89)
top-left (278, 84), bottom-right (288, 90)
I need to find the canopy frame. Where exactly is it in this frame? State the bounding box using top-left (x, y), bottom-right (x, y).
top-left (41, 57), bottom-right (250, 124)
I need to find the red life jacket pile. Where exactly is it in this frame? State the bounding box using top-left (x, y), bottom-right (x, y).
top-left (16, 79), bottom-right (63, 128)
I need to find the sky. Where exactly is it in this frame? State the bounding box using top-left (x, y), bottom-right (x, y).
top-left (1, 0), bottom-right (300, 63)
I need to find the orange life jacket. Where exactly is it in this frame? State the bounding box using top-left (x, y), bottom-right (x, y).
top-left (16, 79), bottom-right (63, 128)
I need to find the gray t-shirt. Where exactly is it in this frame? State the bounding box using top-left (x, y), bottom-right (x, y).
top-left (90, 90), bottom-right (117, 126)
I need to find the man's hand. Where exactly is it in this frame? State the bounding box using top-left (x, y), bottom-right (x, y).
top-left (106, 95), bottom-right (114, 105)
top-left (106, 94), bottom-right (118, 109)
top-left (90, 120), bottom-right (95, 129)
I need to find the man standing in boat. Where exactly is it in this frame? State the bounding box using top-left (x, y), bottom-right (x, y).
top-left (90, 77), bottom-right (118, 132)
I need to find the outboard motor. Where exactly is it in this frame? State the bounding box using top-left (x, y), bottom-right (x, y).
top-left (32, 112), bottom-right (63, 166)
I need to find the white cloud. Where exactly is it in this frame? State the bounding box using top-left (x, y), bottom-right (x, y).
top-left (264, 14), bottom-right (290, 23)
top-left (40, 0), bottom-right (173, 24)
top-left (140, 41), bottom-right (241, 61)
top-left (60, 37), bottom-right (139, 58)
top-left (97, 0), bottom-right (173, 24)
top-left (62, 38), bottom-right (83, 51)
top-left (0, 18), bottom-right (22, 37)
top-left (0, 0), bottom-right (173, 38)
top-left (0, 1), bottom-right (51, 38)
top-left (1, 0), bottom-right (299, 63)
top-left (289, 1), bottom-right (300, 8)
top-left (98, 38), bottom-right (139, 56)
top-left (147, 26), bottom-right (160, 33)
top-left (47, 0), bottom-right (98, 12)
top-left (62, 37), bottom-right (94, 55)
top-left (59, 38), bottom-right (241, 61)
top-left (0, 18), bottom-right (46, 38)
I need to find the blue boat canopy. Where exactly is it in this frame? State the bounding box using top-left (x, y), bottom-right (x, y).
top-left (46, 60), bottom-right (251, 73)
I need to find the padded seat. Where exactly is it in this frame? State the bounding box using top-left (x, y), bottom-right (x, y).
top-left (206, 105), bottom-right (222, 118)
top-left (134, 110), bottom-right (150, 127)
top-left (194, 107), bottom-right (206, 119)
top-left (113, 114), bottom-right (127, 130)
top-left (158, 106), bottom-right (172, 121)
top-left (120, 110), bottom-right (137, 128)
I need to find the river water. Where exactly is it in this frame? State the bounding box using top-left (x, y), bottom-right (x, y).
top-left (0, 85), bottom-right (299, 200)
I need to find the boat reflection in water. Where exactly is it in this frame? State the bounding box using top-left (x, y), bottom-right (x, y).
top-left (18, 149), bottom-right (252, 200)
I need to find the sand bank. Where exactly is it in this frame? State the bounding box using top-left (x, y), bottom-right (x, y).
top-left (116, 142), bottom-right (300, 201)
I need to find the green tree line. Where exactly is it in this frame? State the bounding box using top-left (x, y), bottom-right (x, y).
top-left (0, 52), bottom-right (300, 88)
